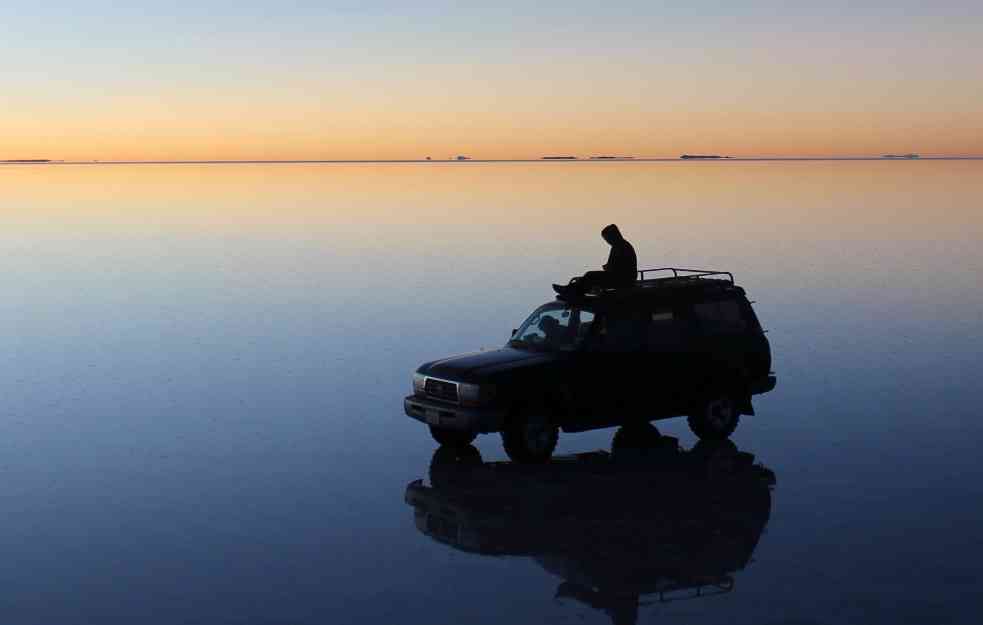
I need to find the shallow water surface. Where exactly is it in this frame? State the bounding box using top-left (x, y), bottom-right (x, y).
top-left (1, 161), bottom-right (982, 624)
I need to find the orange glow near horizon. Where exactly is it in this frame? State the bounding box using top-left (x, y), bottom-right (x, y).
top-left (5, 160), bottom-right (981, 235)
top-left (4, 107), bottom-right (983, 161)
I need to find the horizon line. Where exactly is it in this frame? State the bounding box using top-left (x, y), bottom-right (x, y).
top-left (3, 156), bottom-right (983, 165)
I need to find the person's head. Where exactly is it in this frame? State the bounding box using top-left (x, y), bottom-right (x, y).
top-left (601, 224), bottom-right (623, 244)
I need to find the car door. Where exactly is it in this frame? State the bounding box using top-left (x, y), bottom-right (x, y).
top-left (645, 302), bottom-right (699, 415)
top-left (536, 306), bottom-right (597, 427)
top-left (573, 308), bottom-right (649, 425)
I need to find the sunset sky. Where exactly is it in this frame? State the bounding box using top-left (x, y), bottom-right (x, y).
top-left (2, 1), bottom-right (981, 160)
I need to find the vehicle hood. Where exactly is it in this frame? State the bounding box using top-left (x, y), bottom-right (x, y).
top-left (421, 347), bottom-right (557, 381)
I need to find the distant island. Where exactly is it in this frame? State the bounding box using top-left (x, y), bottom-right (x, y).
top-left (454, 155), bottom-right (471, 161)
top-left (680, 154), bottom-right (731, 160)
top-left (881, 153), bottom-right (919, 159)
top-left (589, 156), bottom-right (635, 160)
top-left (1, 158), bottom-right (52, 163)
top-left (541, 156), bottom-right (578, 160)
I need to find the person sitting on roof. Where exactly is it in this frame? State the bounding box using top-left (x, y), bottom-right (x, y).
top-left (553, 224), bottom-right (637, 299)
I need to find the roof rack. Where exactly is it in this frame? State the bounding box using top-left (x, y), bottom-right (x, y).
top-left (555, 267), bottom-right (735, 303)
top-left (637, 267), bottom-right (734, 284)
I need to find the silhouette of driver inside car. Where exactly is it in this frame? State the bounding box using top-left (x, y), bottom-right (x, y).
top-left (539, 315), bottom-right (564, 349)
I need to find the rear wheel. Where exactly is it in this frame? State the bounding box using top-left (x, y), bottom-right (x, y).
top-left (691, 439), bottom-right (740, 478)
top-left (502, 413), bottom-right (558, 463)
top-left (429, 426), bottom-right (477, 447)
top-left (688, 396), bottom-right (740, 440)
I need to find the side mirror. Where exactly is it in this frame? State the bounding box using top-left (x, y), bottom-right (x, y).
top-left (511, 328), bottom-right (518, 337)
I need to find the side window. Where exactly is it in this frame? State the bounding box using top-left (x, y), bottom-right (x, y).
top-left (591, 312), bottom-right (647, 352)
top-left (693, 298), bottom-right (748, 333)
top-left (516, 308), bottom-right (569, 344)
top-left (516, 307), bottom-right (594, 351)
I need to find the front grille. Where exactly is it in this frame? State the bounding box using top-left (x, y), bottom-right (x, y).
top-left (425, 378), bottom-right (458, 403)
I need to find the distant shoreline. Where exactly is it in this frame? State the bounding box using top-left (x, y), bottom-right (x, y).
top-left (2, 156), bottom-right (981, 166)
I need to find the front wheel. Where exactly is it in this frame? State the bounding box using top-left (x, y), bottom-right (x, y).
top-left (429, 426), bottom-right (477, 447)
top-left (429, 445), bottom-right (483, 489)
top-left (688, 396), bottom-right (740, 440)
top-left (502, 413), bottom-right (558, 463)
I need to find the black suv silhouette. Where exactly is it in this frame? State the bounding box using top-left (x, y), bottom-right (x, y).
top-left (405, 427), bottom-right (776, 625)
top-left (405, 268), bottom-right (776, 462)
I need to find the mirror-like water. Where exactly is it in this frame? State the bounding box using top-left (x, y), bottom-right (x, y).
top-left (2, 161), bottom-right (981, 624)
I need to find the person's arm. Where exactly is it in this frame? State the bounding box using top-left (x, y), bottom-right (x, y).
top-left (603, 247), bottom-right (616, 271)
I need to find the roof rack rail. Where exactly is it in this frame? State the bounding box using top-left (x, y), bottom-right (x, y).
top-left (637, 267), bottom-right (734, 284)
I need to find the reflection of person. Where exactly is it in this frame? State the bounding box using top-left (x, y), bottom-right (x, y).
top-left (554, 224), bottom-right (637, 298)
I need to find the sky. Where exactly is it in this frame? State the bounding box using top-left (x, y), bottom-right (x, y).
top-left (2, 1), bottom-right (982, 160)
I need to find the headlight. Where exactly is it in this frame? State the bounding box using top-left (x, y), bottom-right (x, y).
top-left (413, 372), bottom-right (426, 395)
top-left (459, 383), bottom-right (496, 407)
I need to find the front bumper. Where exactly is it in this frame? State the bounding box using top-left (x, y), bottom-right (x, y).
top-left (404, 395), bottom-right (506, 433)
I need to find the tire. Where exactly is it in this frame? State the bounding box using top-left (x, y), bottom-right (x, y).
top-left (501, 413), bottom-right (558, 463)
top-left (688, 396), bottom-right (740, 440)
top-left (611, 422), bottom-right (680, 464)
top-left (611, 422), bottom-right (663, 453)
top-left (429, 426), bottom-right (477, 447)
top-left (691, 439), bottom-right (740, 478)
top-left (429, 444), bottom-right (482, 489)
top-left (430, 443), bottom-right (483, 467)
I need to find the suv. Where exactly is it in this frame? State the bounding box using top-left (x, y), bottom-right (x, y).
top-left (404, 268), bottom-right (776, 462)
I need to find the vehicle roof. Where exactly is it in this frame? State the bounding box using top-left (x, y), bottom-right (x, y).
top-left (555, 276), bottom-right (747, 310)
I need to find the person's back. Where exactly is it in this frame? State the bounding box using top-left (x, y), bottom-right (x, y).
top-left (601, 224), bottom-right (637, 286)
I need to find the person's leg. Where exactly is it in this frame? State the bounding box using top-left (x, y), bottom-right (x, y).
top-left (576, 271), bottom-right (610, 292)
top-left (556, 271), bottom-right (612, 296)
top-left (553, 270), bottom-right (620, 298)
top-left (554, 273), bottom-right (586, 297)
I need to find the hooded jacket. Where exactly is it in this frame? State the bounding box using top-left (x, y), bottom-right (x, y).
top-left (602, 225), bottom-right (638, 284)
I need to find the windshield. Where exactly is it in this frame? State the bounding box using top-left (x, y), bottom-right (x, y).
top-left (509, 303), bottom-right (595, 352)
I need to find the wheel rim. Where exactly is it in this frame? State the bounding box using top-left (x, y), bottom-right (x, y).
top-left (706, 398), bottom-right (734, 431)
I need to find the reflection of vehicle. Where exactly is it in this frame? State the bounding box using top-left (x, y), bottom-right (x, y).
top-left (405, 427), bottom-right (776, 625)
top-left (405, 268), bottom-right (775, 462)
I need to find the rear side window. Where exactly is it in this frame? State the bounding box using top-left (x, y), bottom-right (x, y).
top-left (693, 298), bottom-right (748, 332)
top-left (647, 307), bottom-right (686, 350)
